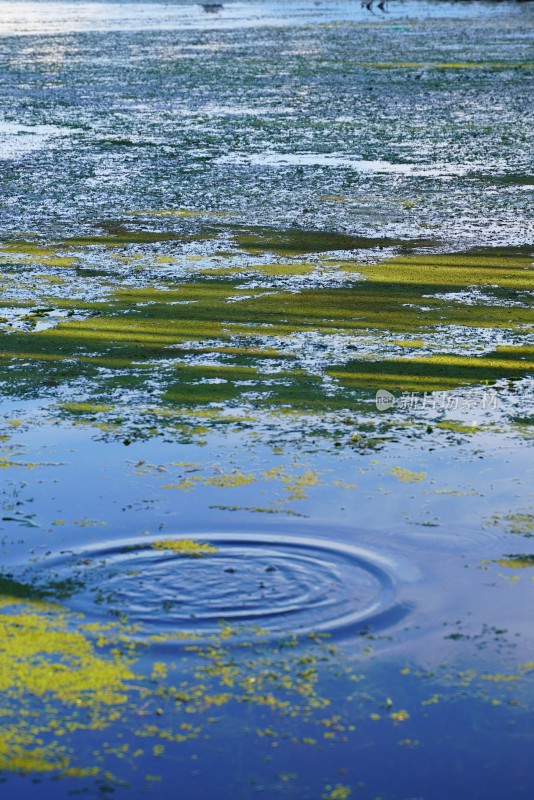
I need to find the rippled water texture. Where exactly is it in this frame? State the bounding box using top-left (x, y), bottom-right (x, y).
top-left (33, 533), bottom-right (409, 639)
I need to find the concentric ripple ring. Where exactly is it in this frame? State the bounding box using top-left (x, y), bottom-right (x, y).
top-left (37, 533), bottom-right (411, 642)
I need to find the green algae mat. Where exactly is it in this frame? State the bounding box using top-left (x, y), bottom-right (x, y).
top-left (0, 2), bottom-right (533, 798)
top-left (1, 238), bottom-right (532, 419)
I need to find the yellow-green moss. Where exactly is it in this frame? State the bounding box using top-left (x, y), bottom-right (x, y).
top-left (151, 539), bottom-right (218, 557)
top-left (388, 467), bottom-right (426, 483)
top-left (497, 556), bottom-right (534, 569)
top-left (488, 513), bottom-right (534, 536)
top-left (205, 472), bottom-right (256, 488)
top-left (0, 604), bottom-right (135, 705)
top-left (324, 784), bottom-right (352, 800)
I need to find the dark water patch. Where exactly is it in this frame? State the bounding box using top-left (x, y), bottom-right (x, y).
top-left (0, 572), bottom-right (81, 602)
top-left (97, 138), bottom-right (163, 148)
top-left (226, 224), bottom-right (438, 255)
top-left (486, 174), bottom-right (534, 186)
top-left (29, 534), bottom-right (409, 643)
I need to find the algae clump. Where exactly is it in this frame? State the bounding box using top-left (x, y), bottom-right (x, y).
top-left (152, 539), bottom-right (218, 557)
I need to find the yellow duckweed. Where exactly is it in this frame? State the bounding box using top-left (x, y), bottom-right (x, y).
top-left (152, 539), bottom-right (218, 557)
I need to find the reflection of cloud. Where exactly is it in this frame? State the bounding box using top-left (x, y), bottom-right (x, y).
top-left (217, 151), bottom-right (474, 177)
top-left (0, 121), bottom-right (68, 159)
top-left (0, 0), bottom-right (505, 37)
top-left (0, 1), bottom-right (108, 36)
top-left (0, 2), bottom-right (299, 36)
top-left (25, 41), bottom-right (72, 67)
top-left (0, 1), bottom-right (223, 36)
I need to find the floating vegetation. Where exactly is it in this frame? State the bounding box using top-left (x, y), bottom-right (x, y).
top-left (151, 539), bottom-right (218, 557)
top-left (0, 593), bottom-right (481, 787)
top-left (388, 467), bottom-right (427, 483)
top-left (488, 513), bottom-right (534, 537)
top-left (0, 598), bottom-right (137, 775)
top-left (497, 555), bottom-right (534, 569)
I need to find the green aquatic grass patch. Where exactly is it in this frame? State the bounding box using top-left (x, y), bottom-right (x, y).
top-left (0, 241), bottom-right (80, 268)
top-left (489, 175), bottom-right (534, 187)
top-left (231, 225), bottom-right (437, 256)
top-left (0, 237), bottom-right (532, 422)
top-left (330, 349), bottom-right (534, 393)
top-left (359, 251), bottom-right (534, 291)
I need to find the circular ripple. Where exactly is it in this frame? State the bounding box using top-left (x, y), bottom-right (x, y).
top-left (40, 534), bottom-right (409, 642)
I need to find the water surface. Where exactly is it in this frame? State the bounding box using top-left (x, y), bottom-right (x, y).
top-left (0, 1), bottom-right (533, 797)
